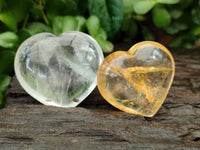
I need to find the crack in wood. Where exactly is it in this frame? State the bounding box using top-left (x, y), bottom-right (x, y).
top-left (58, 128), bottom-right (130, 142)
top-left (2, 136), bottom-right (34, 141)
top-left (193, 103), bottom-right (200, 108)
top-left (193, 137), bottom-right (200, 142)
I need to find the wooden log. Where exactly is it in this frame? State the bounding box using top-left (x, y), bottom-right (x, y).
top-left (0, 45), bottom-right (200, 150)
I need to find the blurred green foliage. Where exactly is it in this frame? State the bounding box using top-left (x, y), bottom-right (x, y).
top-left (123, 0), bottom-right (200, 48)
top-left (0, 0), bottom-right (200, 107)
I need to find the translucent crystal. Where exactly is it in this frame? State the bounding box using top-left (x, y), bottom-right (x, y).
top-left (15, 31), bottom-right (104, 107)
top-left (97, 41), bottom-right (175, 117)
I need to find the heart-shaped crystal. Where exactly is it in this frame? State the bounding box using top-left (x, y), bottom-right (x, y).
top-left (97, 41), bottom-right (175, 117)
top-left (15, 31), bottom-right (104, 107)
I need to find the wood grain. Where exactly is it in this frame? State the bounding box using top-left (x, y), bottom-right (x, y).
top-left (0, 45), bottom-right (200, 150)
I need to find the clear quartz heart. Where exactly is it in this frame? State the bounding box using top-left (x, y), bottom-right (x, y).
top-left (15, 31), bottom-right (104, 107)
top-left (97, 41), bottom-right (175, 117)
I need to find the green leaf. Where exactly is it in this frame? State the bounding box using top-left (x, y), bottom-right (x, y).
top-left (5, 0), bottom-right (32, 22)
top-left (96, 28), bottom-right (107, 40)
top-left (75, 16), bottom-right (86, 31)
top-left (107, 0), bottom-right (124, 39)
top-left (132, 14), bottom-right (146, 21)
top-left (30, 3), bottom-right (43, 20)
top-left (62, 16), bottom-right (78, 32)
top-left (191, 27), bottom-right (200, 36)
top-left (17, 29), bottom-right (32, 44)
top-left (164, 21), bottom-right (187, 35)
top-left (192, 7), bottom-right (200, 25)
top-left (0, 12), bottom-right (17, 31)
top-left (27, 22), bottom-right (50, 35)
top-left (122, 15), bottom-right (138, 38)
top-left (152, 5), bottom-right (171, 28)
top-left (169, 9), bottom-right (182, 19)
top-left (0, 32), bottom-right (18, 48)
top-left (88, 0), bottom-right (110, 36)
top-left (0, 0), bottom-right (4, 12)
top-left (88, 0), bottom-right (124, 39)
top-left (133, 0), bottom-right (156, 15)
top-left (52, 16), bottom-right (63, 35)
top-left (165, 24), bottom-right (179, 35)
top-left (183, 42), bottom-right (193, 49)
top-left (176, 22), bottom-right (188, 31)
top-left (170, 36), bottom-right (183, 48)
top-left (53, 15), bottom-right (85, 34)
top-left (0, 75), bottom-right (11, 93)
top-left (0, 50), bottom-right (15, 74)
top-left (95, 38), bottom-right (114, 53)
top-left (156, 0), bottom-right (180, 4)
top-left (123, 0), bottom-right (134, 14)
top-left (0, 91), bottom-right (3, 108)
top-left (86, 15), bottom-right (100, 37)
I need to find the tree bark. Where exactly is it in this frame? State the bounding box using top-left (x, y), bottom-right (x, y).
top-left (0, 45), bottom-right (200, 150)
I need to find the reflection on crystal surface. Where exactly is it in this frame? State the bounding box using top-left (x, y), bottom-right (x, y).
top-left (15, 31), bottom-right (104, 107)
top-left (97, 41), bottom-right (175, 117)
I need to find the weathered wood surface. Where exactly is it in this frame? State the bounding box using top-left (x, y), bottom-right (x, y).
top-left (0, 45), bottom-right (200, 150)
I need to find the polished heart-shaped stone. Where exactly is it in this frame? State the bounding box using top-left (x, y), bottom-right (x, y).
top-left (97, 41), bottom-right (175, 117)
top-left (15, 31), bottom-right (104, 107)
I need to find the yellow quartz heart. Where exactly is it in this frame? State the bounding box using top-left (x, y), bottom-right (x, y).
top-left (97, 41), bottom-right (175, 117)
